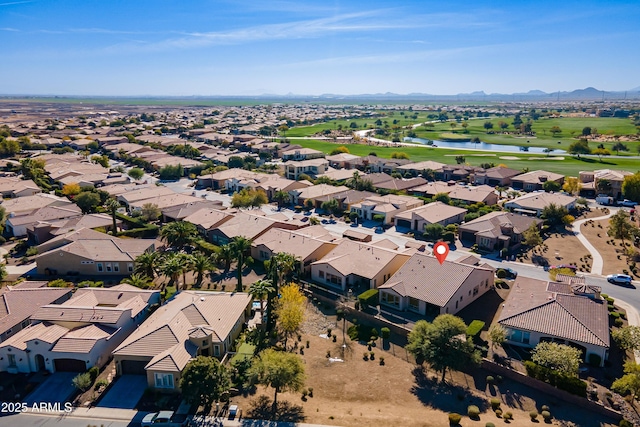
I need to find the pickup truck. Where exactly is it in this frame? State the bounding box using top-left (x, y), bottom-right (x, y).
top-left (141, 411), bottom-right (188, 427)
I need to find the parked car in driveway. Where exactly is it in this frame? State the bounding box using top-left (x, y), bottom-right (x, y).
top-left (620, 199), bottom-right (638, 207)
top-left (607, 274), bottom-right (633, 286)
top-left (141, 411), bottom-right (188, 427)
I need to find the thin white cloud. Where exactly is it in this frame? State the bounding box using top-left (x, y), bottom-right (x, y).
top-left (0, 1), bottom-right (32, 6)
top-left (0, 27), bottom-right (20, 31)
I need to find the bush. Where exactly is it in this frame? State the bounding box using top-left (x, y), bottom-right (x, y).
top-left (620, 420), bottom-right (633, 427)
top-left (490, 398), bottom-right (501, 410)
top-left (588, 353), bottom-right (602, 367)
top-left (380, 327), bottom-right (390, 340)
top-left (357, 289), bottom-right (379, 309)
top-left (466, 320), bottom-right (485, 337)
top-left (608, 304), bottom-right (616, 311)
top-left (88, 366), bottom-right (99, 383)
top-left (503, 411), bottom-right (513, 420)
top-left (615, 318), bottom-right (624, 327)
top-left (495, 409), bottom-right (502, 418)
top-left (524, 361), bottom-right (587, 396)
top-left (448, 413), bottom-right (462, 425)
top-left (25, 247), bottom-right (38, 257)
top-left (610, 311), bottom-right (620, 318)
top-left (72, 372), bottom-right (92, 391)
top-left (485, 423), bottom-right (495, 427)
top-left (95, 378), bottom-right (109, 390)
top-left (496, 269), bottom-right (507, 279)
top-left (47, 279), bottom-right (70, 287)
top-left (529, 411), bottom-right (538, 421)
top-left (486, 375), bottom-right (495, 384)
top-left (467, 405), bottom-right (480, 419)
top-left (541, 405), bottom-right (549, 412)
top-left (541, 411), bottom-right (552, 421)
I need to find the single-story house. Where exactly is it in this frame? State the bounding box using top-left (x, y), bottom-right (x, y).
top-left (183, 208), bottom-right (234, 240)
top-left (378, 253), bottom-right (494, 316)
top-left (458, 211), bottom-right (543, 252)
top-left (350, 194), bottom-right (423, 225)
top-left (209, 212), bottom-right (307, 245)
top-left (5, 205), bottom-right (83, 238)
top-left (511, 170), bottom-right (565, 192)
top-left (394, 201), bottom-right (467, 232)
top-left (0, 177), bottom-right (42, 198)
top-left (473, 166), bottom-right (521, 187)
top-left (284, 159), bottom-right (329, 180)
top-left (498, 275), bottom-right (609, 366)
top-left (112, 291), bottom-right (252, 391)
top-left (504, 192), bottom-right (576, 216)
top-left (0, 285), bottom-right (160, 373)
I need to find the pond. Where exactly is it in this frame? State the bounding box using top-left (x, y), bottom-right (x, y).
top-left (405, 137), bottom-right (566, 154)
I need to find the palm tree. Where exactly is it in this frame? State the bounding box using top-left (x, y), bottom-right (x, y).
top-left (177, 253), bottom-right (195, 291)
top-left (191, 251), bottom-right (213, 288)
top-left (248, 279), bottom-right (275, 321)
top-left (159, 253), bottom-right (184, 291)
top-left (345, 171), bottom-right (361, 189)
top-left (160, 221), bottom-right (198, 250)
top-left (216, 244), bottom-right (234, 273)
top-left (121, 273), bottom-right (152, 289)
top-left (229, 236), bottom-right (253, 292)
top-left (134, 251), bottom-right (160, 279)
top-left (273, 190), bottom-right (290, 210)
top-left (104, 198), bottom-right (120, 235)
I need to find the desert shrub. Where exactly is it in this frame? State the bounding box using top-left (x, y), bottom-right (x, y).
top-left (467, 405), bottom-right (480, 419)
top-left (380, 327), bottom-right (390, 339)
top-left (606, 296), bottom-right (615, 304)
top-left (530, 411), bottom-right (538, 421)
top-left (72, 372), bottom-right (92, 391)
top-left (503, 411), bottom-right (513, 420)
top-left (88, 366), bottom-right (99, 383)
top-left (495, 409), bottom-right (502, 418)
top-left (541, 405), bottom-right (550, 412)
top-left (541, 411), bottom-right (552, 421)
top-left (490, 398), bottom-right (501, 410)
top-left (95, 378), bottom-right (109, 390)
top-left (619, 420), bottom-right (633, 427)
top-left (610, 311), bottom-right (620, 318)
top-left (486, 375), bottom-right (495, 384)
top-left (485, 423), bottom-right (495, 427)
top-left (25, 247), bottom-right (38, 256)
top-left (47, 279), bottom-right (70, 287)
top-left (448, 413), bottom-right (462, 425)
top-left (496, 269), bottom-right (507, 279)
top-left (615, 318), bottom-right (624, 327)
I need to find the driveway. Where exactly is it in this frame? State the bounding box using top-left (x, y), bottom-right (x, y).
top-left (23, 372), bottom-right (77, 406)
top-left (97, 375), bottom-right (147, 409)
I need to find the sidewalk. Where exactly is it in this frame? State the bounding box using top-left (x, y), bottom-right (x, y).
top-left (572, 212), bottom-right (614, 275)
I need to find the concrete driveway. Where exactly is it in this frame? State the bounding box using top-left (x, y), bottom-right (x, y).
top-left (23, 372), bottom-right (77, 406)
top-left (97, 375), bottom-right (147, 409)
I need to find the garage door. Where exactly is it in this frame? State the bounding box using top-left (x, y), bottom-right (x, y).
top-left (396, 219), bottom-right (411, 229)
top-left (121, 360), bottom-right (148, 375)
top-left (54, 358), bottom-right (86, 372)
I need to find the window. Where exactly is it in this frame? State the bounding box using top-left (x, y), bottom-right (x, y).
top-left (214, 345), bottom-right (220, 356)
top-left (154, 373), bottom-right (174, 389)
top-left (408, 297), bottom-right (419, 311)
top-left (8, 354), bottom-right (16, 367)
top-left (21, 320), bottom-right (30, 328)
top-left (202, 340), bottom-right (208, 347)
top-left (97, 263), bottom-right (103, 272)
top-left (127, 263), bottom-right (134, 272)
top-left (106, 263), bottom-right (112, 272)
top-left (6, 328), bottom-right (12, 336)
top-left (319, 271), bottom-right (324, 279)
top-left (381, 292), bottom-right (399, 307)
top-left (113, 263), bottom-right (119, 272)
top-left (473, 286), bottom-right (479, 296)
top-left (523, 331), bottom-right (530, 344)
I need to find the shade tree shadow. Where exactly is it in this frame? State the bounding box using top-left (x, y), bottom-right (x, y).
top-left (410, 367), bottom-right (490, 414)
top-left (245, 395), bottom-right (305, 423)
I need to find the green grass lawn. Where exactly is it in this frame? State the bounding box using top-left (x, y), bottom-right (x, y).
top-left (294, 139), bottom-right (640, 176)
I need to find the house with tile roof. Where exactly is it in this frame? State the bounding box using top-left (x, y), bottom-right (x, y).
top-left (35, 228), bottom-right (155, 278)
top-left (5, 204), bottom-right (83, 238)
top-left (0, 177), bottom-right (42, 198)
top-left (511, 170), bottom-right (565, 192)
top-left (378, 253), bottom-right (494, 316)
top-left (473, 166), bottom-right (521, 187)
top-left (394, 201), bottom-right (467, 233)
top-left (0, 286), bottom-right (72, 343)
top-left (579, 169), bottom-right (634, 199)
top-left (349, 194), bottom-right (423, 225)
top-left (504, 192), bottom-right (577, 216)
top-left (209, 211), bottom-right (307, 245)
top-left (310, 240), bottom-right (412, 291)
top-left (458, 211), bottom-right (542, 252)
top-left (0, 285), bottom-right (159, 374)
top-left (112, 291), bottom-right (251, 391)
top-left (498, 275), bottom-right (609, 366)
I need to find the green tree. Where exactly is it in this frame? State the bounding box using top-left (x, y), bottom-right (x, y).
top-left (191, 251), bottom-right (213, 288)
top-left (104, 198), bottom-right (120, 235)
top-left (609, 210), bottom-right (633, 247)
top-left (0, 139), bottom-right (20, 157)
top-left (91, 154), bottom-right (109, 168)
top-left (121, 273), bottom-right (153, 289)
top-left (522, 222), bottom-right (543, 249)
top-left (567, 140), bottom-right (590, 158)
top-left (488, 324), bottom-right (506, 351)
top-left (329, 146), bottom-right (349, 155)
top-left (483, 121), bottom-right (494, 132)
top-left (433, 193), bottom-right (451, 204)
top-left (612, 142), bottom-right (628, 154)
top-left (216, 244), bottom-right (234, 272)
top-left (622, 173), bottom-right (640, 203)
top-left (127, 167), bottom-right (144, 181)
top-left (159, 252), bottom-right (185, 290)
top-left (140, 203), bottom-right (161, 222)
top-left (229, 236), bottom-right (253, 292)
top-left (591, 147), bottom-right (611, 161)
top-left (531, 342), bottom-right (581, 376)
top-left (542, 180), bottom-right (561, 192)
top-left (273, 190), bottom-right (291, 210)
top-left (455, 155), bottom-right (465, 165)
top-left (541, 203), bottom-right (569, 227)
top-left (72, 372), bottom-right (92, 391)
top-left (231, 188), bottom-right (268, 209)
top-left (423, 223), bottom-right (445, 241)
top-left (160, 221), bottom-right (198, 249)
top-left (75, 191), bottom-right (101, 213)
top-left (612, 362), bottom-right (640, 406)
top-left (390, 152), bottom-right (409, 159)
top-left (250, 349), bottom-right (305, 413)
top-left (248, 279), bottom-right (275, 321)
top-left (181, 356), bottom-right (230, 413)
top-left (549, 126), bottom-right (562, 137)
top-left (562, 177), bottom-right (582, 196)
top-left (321, 198), bottom-right (341, 216)
top-left (0, 264), bottom-right (7, 281)
top-left (265, 252), bottom-right (298, 331)
top-left (135, 251), bottom-right (160, 279)
top-left (612, 326), bottom-right (640, 351)
top-left (596, 178), bottom-right (612, 194)
top-left (407, 314), bottom-right (481, 382)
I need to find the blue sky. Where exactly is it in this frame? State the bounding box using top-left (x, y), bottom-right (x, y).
top-left (1, 0), bottom-right (639, 96)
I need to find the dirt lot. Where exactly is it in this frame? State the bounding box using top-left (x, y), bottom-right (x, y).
top-left (520, 229), bottom-right (591, 272)
top-left (581, 218), bottom-right (640, 277)
top-left (234, 305), bottom-right (619, 427)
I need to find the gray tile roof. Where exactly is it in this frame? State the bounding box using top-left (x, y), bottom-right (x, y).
top-left (0, 288), bottom-right (72, 336)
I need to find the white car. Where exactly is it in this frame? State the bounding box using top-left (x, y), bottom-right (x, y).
top-left (141, 411), bottom-right (187, 427)
top-left (607, 274), bottom-right (633, 286)
top-left (620, 199), bottom-right (637, 207)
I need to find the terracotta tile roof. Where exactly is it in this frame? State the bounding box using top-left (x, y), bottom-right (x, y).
top-left (378, 253), bottom-right (493, 307)
top-left (498, 277), bottom-right (609, 348)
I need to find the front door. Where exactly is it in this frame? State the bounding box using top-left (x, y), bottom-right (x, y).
top-left (35, 354), bottom-right (45, 371)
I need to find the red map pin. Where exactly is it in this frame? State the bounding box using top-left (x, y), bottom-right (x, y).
top-left (433, 242), bottom-right (450, 265)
